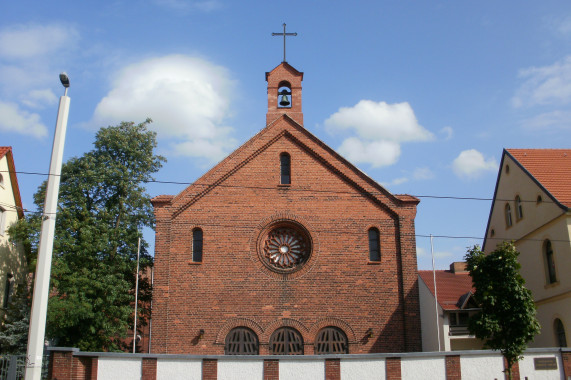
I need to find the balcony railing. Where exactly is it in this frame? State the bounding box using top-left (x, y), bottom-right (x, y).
top-left (449, 325), bottom-right (470, 336)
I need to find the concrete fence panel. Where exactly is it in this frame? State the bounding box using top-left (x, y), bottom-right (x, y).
top-left (279, 359), bottom-right (324, 380)
top-left (460, 354), bottom-right (504, 380)
top-left (340, 358), bottom-right (386, 380)
top-left (97, 357), bottom-right (141, 380)
top-left (217, 359), bottom-right (264, 380)
top-left (156, 358), bottom-right (202, 380)
top-left (401, 356), bottom-right (445, 380)
top-left (519, 352), bottom-right (564, 380)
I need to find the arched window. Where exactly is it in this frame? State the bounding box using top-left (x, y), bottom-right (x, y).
top-left (554, 319), bottom-right (567, 347)
top-left (515, 195), bottom-right (523, 220)
top-left (368, 227), bottom-right (380, 262)
top-left (505, 203), bottom-right (512, 227)
top-left (224, 327), bottom-right (259, 355)
top-left (192, 228), bottom-right (203, 262)
top-left (269, 327), bottom-right (303, 355)
top-left (277, 81), bottom-right (292, 109)
top-left (315, 327), bottom-right (348, 354)
top-left (544, 240), bottom-right (557, 284)
top-left (280, 153), bottom-right (291, 185)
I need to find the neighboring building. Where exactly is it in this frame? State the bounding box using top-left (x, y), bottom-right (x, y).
top-left (483, 148), bottom-right (570, 348)
top-left (418, 262), bottom-right (483, 352)
top-left (0, 146), bottom-right (27, 317)
top-left (151, 61), bottom-right (422, 355)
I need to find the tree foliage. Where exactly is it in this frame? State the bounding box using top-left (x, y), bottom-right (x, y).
top-left (9, 119), bottom-right (165, 351)
top-left (0, 286), bottom-right (31, 354)
top-left (465, 242), bottom-right (540, 379)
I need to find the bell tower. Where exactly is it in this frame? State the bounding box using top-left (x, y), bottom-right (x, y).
top-left (266, 62), bottom-right (304, 126)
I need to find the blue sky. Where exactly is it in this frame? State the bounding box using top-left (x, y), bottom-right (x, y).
top-left (2, 1), bottom-right (571, 269)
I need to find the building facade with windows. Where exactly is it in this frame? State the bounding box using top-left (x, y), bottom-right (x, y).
top-left (483, 148), bottom-right (570, 348)
top-left (418, 262), bottom-right (483, 352)
top-left (150, 62), bottom-right (422, 355)
top-left (0, 147), bottom-right (27, 317)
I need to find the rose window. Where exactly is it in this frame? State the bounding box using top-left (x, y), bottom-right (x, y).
top-left (262, 225), bottom-right (310, 271)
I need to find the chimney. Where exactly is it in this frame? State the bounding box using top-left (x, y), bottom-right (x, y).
top-left (450, 262), bottom-right (468, 273)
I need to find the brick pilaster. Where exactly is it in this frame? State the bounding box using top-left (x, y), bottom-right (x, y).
top-left (49, 351), bottom-right (73, 380)
top-left (563, 351), bottom-right (571, 379)
top-left (386, 357), bottom-right (401, 380)
top-left (445, 355), bottom-right (461, 380)
top-left (263, 359), bottom-right (279, 380)
top-left (503, 358), bottom-right (520, 380)
top-left (142, 358), bottom-right (157, 380)
top-left (325, 359), bottom-right (340, 380)
top-left (202, 359), bottom-right (217, 380)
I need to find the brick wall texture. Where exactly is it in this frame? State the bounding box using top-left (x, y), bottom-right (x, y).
top-left (151, 62), bottom-right (421, 355)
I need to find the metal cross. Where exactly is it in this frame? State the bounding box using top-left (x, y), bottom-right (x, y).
top-left (272, 23), bottom-right (297, 63)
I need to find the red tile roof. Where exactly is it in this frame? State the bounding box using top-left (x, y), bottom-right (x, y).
top-left (418, 270), bottom-right (474, 310)
top-left (0, 146), bottom-right (24, 219)
top-left (0, 146), bottom-right (10, 159)
top-left (507, 149), bottom-right (571, 208)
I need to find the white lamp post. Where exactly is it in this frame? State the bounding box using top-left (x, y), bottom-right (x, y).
top-left (25, 73), bottom-right (71, 380)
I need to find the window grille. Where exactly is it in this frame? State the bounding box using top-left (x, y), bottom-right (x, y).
top-left (368, 228), bottom-right (380, 261)
top-left (269, 327), bottom-right (303, 355)
top-left (224, 327), bottom-right (259, 355)
top-left (315, 327), bottom-right (348, 354)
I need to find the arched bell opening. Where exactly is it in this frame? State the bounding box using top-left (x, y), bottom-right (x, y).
top-left (277, 81), bottom-right (292, 108)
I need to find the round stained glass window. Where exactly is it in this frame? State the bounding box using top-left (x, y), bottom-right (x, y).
top-left (260, 222), bottom-right (311, 273)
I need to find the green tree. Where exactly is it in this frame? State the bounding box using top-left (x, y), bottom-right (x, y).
top-left (9, 119), bottom-right (164, 351)
top-left (465, 242), bottom-right (540, 379)
top-left (0, 286), bottom-right (31, 354)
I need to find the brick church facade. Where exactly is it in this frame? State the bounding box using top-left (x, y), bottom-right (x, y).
top-left (151, 62), bottom-right (421, 355)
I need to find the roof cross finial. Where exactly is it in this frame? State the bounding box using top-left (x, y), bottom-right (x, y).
top-left (272, 23), bottom-right (297, 63)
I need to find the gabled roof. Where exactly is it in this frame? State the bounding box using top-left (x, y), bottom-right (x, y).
top-left (418, 270), bottom-right (475, 311)
top-left (0, 146), bottom-right (24, 219)
top-left (506, 149), bottom-right (571, 209)
top-left (152, 114), bottom-right (419, 218)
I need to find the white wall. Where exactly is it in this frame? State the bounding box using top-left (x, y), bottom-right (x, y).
top-left (279, 359), bottom-right (324, 380)
top-left (97, 357), bottom-right (142, 380)
top-left (401, 356), bottom-right (445, 380)
top-left (519, 353), bottom-right (564, 380)
top-left (218, 359), bottom-right (263, 380)
top-left (340, 358), bottom-right (385, 380)
top-left (460, 355), bottom-right (505, 380)
top-left (157, 358), bottom-right (202, 380)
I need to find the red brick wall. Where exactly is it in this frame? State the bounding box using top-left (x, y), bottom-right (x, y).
top-left (563, 351), bottom-right (571, 379)
top-left (151, 72), bottom-right (421, 355)
top-left (445, 355), bottom-right (461, 380)
top-left (325, 359), bottom-right (340, 380)
top-left (386, 357), bottom-right (401, 380)
top-left (142, 358), bottom-right (157, 380)
top-left (202, 359), bottom-right (217, 380)
top-left (263, 360), bottom-right (279, 380)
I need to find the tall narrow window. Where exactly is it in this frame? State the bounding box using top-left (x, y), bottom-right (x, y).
top-left (368, 227), bottom-right (380, 261)
top-left (515, 196), bottom-right (523, 220)
top-left (505, 203), bottom-right (512, 228)
top-left (544, 240), bottom-right (557, 284)
top-left (3, 273), bottom-right (13, 308)
top-left (192, 228), bottom-right (203, 262)
top-left (315, 327), bottom-right (348, 354)
top-left (269, 327), bottom-right (304, 355)
top-left (554, 319), bottom-right (567, 347)
top-left (280, 153), bottom-right (291, 185)
top-left (225, 327), bottom-right (259, 355)
top-left (0, 207), bottom-right (5, 235)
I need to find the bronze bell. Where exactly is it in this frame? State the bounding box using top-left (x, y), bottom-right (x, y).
top-left (279, 94), bottom-right (291, 107)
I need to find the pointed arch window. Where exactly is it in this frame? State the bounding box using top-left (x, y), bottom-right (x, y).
top-left (544, 240), bottom-right (557, 284)
top-left (315, 327), bottom-right (348, 354)
top-left (504, 203), bottom-right (513, 228)
top-left (368, 227), bottom-right (380, 262)
top-left (192, 228), bottom-right (203, 262)
top-left (224, 327), bottom-right (259, 355)
top-left (515, 195), bottom-right (523, 220)
top-left (269, 327), bottom-right (303, 355)
top-left (280, 153), bottom-right (291, 185)
top-left (554, 319), bottom-right (567, 347)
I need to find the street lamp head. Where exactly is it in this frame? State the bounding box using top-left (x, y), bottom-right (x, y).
top-left (59, 72), bottom-right (70, 88)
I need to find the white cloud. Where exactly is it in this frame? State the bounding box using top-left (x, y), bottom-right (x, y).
top-left (0, 24), bottom-right (79, 60)
top-left (325, 100), bottom-right (433, 167)
top-left (0, 101), bottom-right (47, 137)
top-left (416, 247), bottom-right (427, 257)
top-left (152, 0), bottom-right (221, 11)
top-left (440, 126), bottom-right (453, 140)
top-left (412, 167), bottom-right (434, 180)
top-left (452, 149), bottom-right (497, 179)
top-left (512, 56), bottom-right (571, 108)
top-left (520, 110), bottom-right (571, 131)
top-left (90, 54), bottom-right (237, 162)
top-left (21, 89), bottom-right (58, 109)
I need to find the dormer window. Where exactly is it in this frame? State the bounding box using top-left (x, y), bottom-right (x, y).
top-left (277, 81), bottom-right (292, 108)
top-left (280, 153), bottom-right (291, 185)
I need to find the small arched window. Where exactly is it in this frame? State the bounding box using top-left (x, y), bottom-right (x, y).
top-left (269, 327), bottom-right (304, 355)
top-left (544, 240), bottom-right (557, 284)
top-left (505, 203), bottom-right (513, 228)
top-left (280, 153), bottom-right (291, 185)
top-left (277, 81), bottom-right (292, 109)
top-left (368, 227), bottom-right (380, 262)
top-left (315, 327), bottom-right (348, 354)
top-left (192, 228), bottom-right (203, 262)
top-left (515, 196), bottom-right (523, 220)
top-left (554, 319), bottom-right (567, 347)
top-left (225, 327), bottom-right (259, 355)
